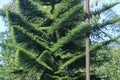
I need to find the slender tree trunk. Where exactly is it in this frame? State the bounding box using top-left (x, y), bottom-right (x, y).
top-left (85, 0), bottom-right (90, 80)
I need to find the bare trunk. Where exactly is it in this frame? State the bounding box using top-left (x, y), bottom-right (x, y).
top-left (85, 0), bottom-right (90, 80)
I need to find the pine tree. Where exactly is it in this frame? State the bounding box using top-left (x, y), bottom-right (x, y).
top-left (0, 0), bottom-right (120, 80)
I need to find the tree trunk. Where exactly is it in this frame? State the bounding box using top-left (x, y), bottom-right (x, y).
top-left (85, 0), bottom-right (90, 80)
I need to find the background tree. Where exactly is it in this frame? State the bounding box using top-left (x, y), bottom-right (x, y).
top-left (89, 0), bottom-right (120, 79)
top-left (0, 31), bottom-right (16, 79)
top-left (93, 47), bottom-right (120, 80)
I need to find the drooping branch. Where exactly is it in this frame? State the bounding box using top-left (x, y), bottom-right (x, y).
top-left (48, 4), bottom-right (83, 35)
top-left (90, 2), bottom-right (120, 16)
top-left (0, 43), bottom-right (53, 71)
top-left (50, 24), bottom-right (91, 52)
top-left (99, 28), bottom-right (120, 44)
top-left (92, 17), bottom-right (120, 31)
top-left (59, 52), bottom-right (85, 70)
top-left (90, 35), bottom-right (120, 53)
top-left (7, 10), bottom-right (48, 35)
top-left (12, 25), bottom-right (50, 50)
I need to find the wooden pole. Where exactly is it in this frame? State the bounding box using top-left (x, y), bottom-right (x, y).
top-left (85, 0), bottom-right (90, 80)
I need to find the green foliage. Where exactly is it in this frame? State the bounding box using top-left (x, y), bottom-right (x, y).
top-left (0, 0), bottom-right (120, 80)
top-left (50, 24), bottom-right (90, 52)
top-left (92, 47), bottom-right (120, 80)
top-left (48, 4), bottom-right (84, 34)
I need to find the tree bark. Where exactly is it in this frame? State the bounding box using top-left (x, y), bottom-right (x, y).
top-left (85, 0), bottom-right (90, 80)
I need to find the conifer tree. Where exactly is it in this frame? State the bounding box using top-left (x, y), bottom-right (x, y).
top-left (0, 0), bottom-right (120, 80)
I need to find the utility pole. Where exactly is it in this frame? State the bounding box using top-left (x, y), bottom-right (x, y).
top-left (85, 0), bottom-right (90, 80)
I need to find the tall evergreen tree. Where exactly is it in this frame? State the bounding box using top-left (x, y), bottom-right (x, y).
top-left (0, 0), bottom-right (120, 80)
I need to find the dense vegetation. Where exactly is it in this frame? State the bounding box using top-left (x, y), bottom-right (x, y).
top-left (0, 0), bottom-right (120, 80)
